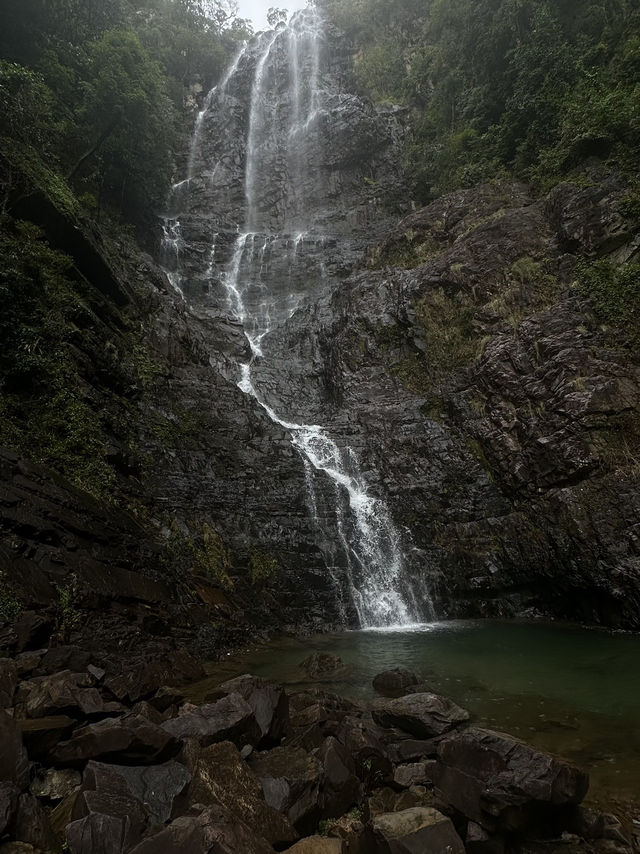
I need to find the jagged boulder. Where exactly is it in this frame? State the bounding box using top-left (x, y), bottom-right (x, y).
top-left (248, 745), bottom-right (323, 834)
top-left (0, 783), bottom-right (19, 836)
top-left (337, 716), bottom-right (393, 788)
top-left (372, 669), bottom-right (419, 699)
top-left (217, 674), bottom-right (289, 745)
top-left (53, 714), bottom-right (181, 766)
top-left (0, 710), bottom-right (29, 789)
top-left (364, 807), bottom-right (465, 854)
top-left (434, 727), bottom-right (589, 832)
top-left (127, 804), bottom-right (273, 854)
top-left (184, 740), bottom-right (297, 847)
top-left (0, 659), bottom-right (17, 708)
top-left (78, 760), bottom-right (190, 826)
top-left (317, 736), bottom-right (361, 819)
top-left (19, 671), bottom-right (104, 719)
top-left (161, 693), bottom-right (260, 747)
top-left (372, 693), bottom-right (469, 739)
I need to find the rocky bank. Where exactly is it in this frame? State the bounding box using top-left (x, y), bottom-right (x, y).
top-left (0, 633), bottom-right (636, 853)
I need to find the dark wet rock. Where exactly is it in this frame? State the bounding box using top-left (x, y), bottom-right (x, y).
top-left (53, 714), bottom-right (181, 766)
top-left (0, 660), bottom-right (17, 709)
top-left (79, 760), bottom-right (190, 826)
top-left (21, 670), bottom-right (104, 719)
top-left (14, 613), bottom-right (53, 654)
top-left (368, 786), bottom-right (439, 819)
top-left (287, 838), bottom-right (343, 853)
top-left (386, 738), bottom-right (443, 764)
top-left (162, 693), bottom-right (259, 747)
top-left (364, 806), bottom-right (465, 854)
top-left (0, 710), bottom-right (30, 789)
top-left (104, 651), bottom-right (204, 705)
top-left (66, 812), bottom-right (137, 854)
top-left (0, 783), bottom-right (19, 835)
top-left (149, 686), bottom-right (185, 713)
top-left (318, 736), bottom-right (361, 819)
top-left (372, 669), bottom-right (419, 699)
top-left (466, 820), bottom-right (505, 854)
top-left (337, 716), bottom-right (393, 788)
top-left (393, 762), bottom-right (434, 788)
top-left (185, 739), bottom-right (297, 847)
top-left (30, 768), bottom-right (81, 801)
top-left (18, 715), bottom-right (75, 762)
top-left (247, 744), bottom-right (323, 834)
top-left (35, 648), bottom-right (93, 677)
top-left (566, 807), bottom-right (631, 844)
top-left (11, 793), bottom-right (58, 852)
top-left (217, 674), bottom-right (289, 745)
top-left (69, 764), bottom-right (149, 853)
top-left (130, 701), bottom-right (165, 725)
top-left (372, 693), bottom-right (469, 739)
top-left (434, 727), bottom-right (589, 833)
top-left (14, 653), bottom-right (43, 678)
top-left (127, 804), bottom-right (273, 854)
top-left (546, 180), bottom-right (638, 260)
top-left (86, 665), bottom-right (106, 684)
top-left (300, 653), bottom-right (347, 678)
top-left (289, 690), bottom-right (360, 735)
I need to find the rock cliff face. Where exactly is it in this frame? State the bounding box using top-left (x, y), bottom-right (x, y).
top-left (2, 14), bottom-right (639, 638)
top-left (257, 178), bottom-right (640, 627)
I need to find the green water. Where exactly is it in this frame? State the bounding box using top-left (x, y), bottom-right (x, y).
top-left (190, 620), bottom-right (640, 817)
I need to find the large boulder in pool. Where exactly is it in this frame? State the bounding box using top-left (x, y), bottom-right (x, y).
top-left (434, 727), bottom-right (589, 833)
top-left (372, 693), bottom-right (469, 738)
top-left (300, 653), bottom-right (347, 679)
top-left (372, 668), bottom-right (419, 699)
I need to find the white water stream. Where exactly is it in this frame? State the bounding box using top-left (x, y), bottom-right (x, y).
top-left (162, 9), bottom-right (426, 627)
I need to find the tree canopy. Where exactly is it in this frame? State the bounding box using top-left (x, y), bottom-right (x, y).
top-left (320, 0), bottom-right (640, 200)
top-left (0, 0), bottom-right (251, 228)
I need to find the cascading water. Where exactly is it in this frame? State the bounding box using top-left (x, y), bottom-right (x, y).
top-left (162, 8), bottom-right (430, 627)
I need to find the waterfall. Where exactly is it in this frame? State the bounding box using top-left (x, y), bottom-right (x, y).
top-left (162, 9), bottom-right (428, 627)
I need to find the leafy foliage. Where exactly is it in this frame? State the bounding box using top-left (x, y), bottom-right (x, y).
top-left (0, 0), bottom-right (251, 228)
top-left (320, 0), bottom-right (640, 200)
top-left (579, 260), bottom-right (640, 343)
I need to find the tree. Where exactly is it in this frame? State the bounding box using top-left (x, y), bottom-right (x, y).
top-left (75, 30), bottom-right (176, 224)
top-left (267, 7), bottom-right (289, 27)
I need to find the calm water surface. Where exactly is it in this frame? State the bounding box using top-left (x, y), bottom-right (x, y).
top-left (189, 620), bottom-right (640, 817)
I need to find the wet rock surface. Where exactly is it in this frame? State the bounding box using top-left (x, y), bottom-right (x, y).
top-left (372, 693), bottom-right (470, 738)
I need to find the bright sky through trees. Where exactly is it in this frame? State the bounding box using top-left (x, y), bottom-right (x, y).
top-left (237, 0), bottom-right (301, 29)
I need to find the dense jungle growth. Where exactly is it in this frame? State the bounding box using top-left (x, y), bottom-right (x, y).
top-left (322, 0), bottom-right (640, 201)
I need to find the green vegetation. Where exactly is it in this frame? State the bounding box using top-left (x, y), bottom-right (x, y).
top-left (249, 549), bottom-right (280, 585)
top-left (163, 520), bottom-right (235, 591)
top-left (196, 524), bottom-right (234, 591)
top-left (0, 0), bottom-right (251, 229)
top-left (55, 573), bottom-right (82, 642)
top-left (320, 0), bottom-right (640, 201)
top-left (0, 571), bottom-right (22, 625)
top-left (579, 260), bottom-right (640, 343)
top-left (0, 221), bottom-right (162, 500)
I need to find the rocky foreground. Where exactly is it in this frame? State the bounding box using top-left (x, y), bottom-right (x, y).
top-left (0, 623), bottom-right (636, 854)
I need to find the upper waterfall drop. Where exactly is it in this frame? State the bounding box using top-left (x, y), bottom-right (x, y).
top-left (161, 8), bottom-right (432, 628)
